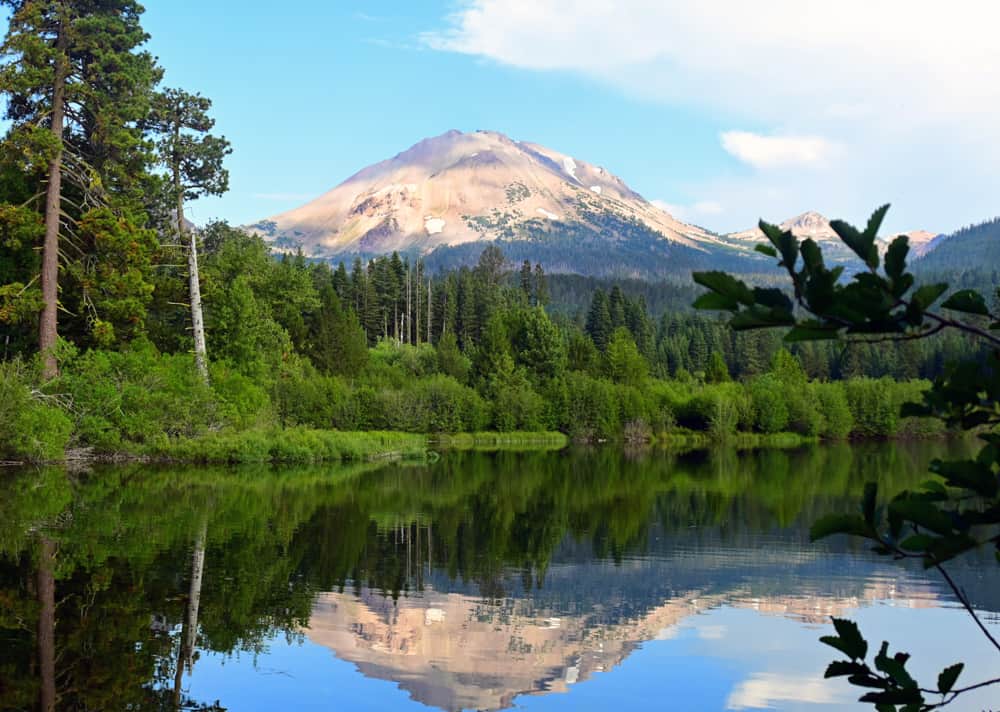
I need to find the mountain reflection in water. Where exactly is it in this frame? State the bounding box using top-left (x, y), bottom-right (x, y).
top-left (0, 441), bottom-right (997, 711)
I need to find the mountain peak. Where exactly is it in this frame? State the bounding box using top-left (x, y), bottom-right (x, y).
top-left (249, 131), bottom-right (714, 264)
top-left (729, 210), bottom-right (836, 242)
top-left (784, 211), bottom-right (829, 229)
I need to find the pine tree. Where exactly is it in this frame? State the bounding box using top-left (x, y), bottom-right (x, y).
top-left (1, 0), bottom-right (161, 377)
top-left (332, 261), bottom-right (349, 302)
top-left (608, 285), bottom-right (626, 330)
top-left (585, 289), bottom-right (612, 351)
top-left (456, 269), bottom-right (477, 350)
top-left (149, 88), bottom-right (230, 383)
top-left (533, 263), bottom-right (548, 307)
top-left (520, 259), bottom-right (533, 303)
top-left (349, 258), bottom-right (364, 313)
top-left (306, 285), bottom-right (368, 377)
top-left (705, 350), bottom-right (730, 383)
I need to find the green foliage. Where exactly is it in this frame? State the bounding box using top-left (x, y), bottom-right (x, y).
top-left (695, 204), bottom-right (1000, 709)
top-left (819, 623), bottom-right (966, 710)
top-left (844, 378), bottom-right (900, 438)
top-left (62, 207), bottom-right (159, 347)
top-left (748, 375), bottom-right (790, 433)
top-left (0, 360), bottom-right (72, 461)
top-left (705, 350), bottom-right (730, 383)
top-left (813, 382), bottom-right (854, 438)
top-left (605, 327), bottom-right (648, 387)
top-left (436, 331), bottom-right (471, 382)
top-left (561, 371), bottom-right (620, 440)
top-left (52, 339), bottom-right (218, 451)
top-left (148, 428), bottom-right (426, 464)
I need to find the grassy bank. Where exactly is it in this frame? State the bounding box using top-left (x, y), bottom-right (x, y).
top-left (432, 431), bottom-right (569, 452)
top-left (652, 430), bottom-right (818, 450)
top-left (142, 429), bottom-right (428, 464)
top-left (45, 429), bottom-right (430, 466)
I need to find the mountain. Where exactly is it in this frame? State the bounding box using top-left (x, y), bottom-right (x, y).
top-left (249, 130), bottom-right (749, 278)
top-left (727, 210), bottom-right (840, 244)
top-left (914, 217), bottom-right (1000, 278)
top-left (724, 211), bottom-right (941, 260)
top-left (248, 131), bottom-right (951, 278)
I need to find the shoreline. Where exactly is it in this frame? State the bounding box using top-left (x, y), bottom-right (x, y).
top-left (0, 428), bottom-right (968, 468)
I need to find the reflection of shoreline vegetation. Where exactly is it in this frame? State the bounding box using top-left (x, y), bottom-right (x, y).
top-left (0, 444), bottom-right (976, 708)
top-left (432, 431), bottom-right (569, 451)
top-left (142, 428), bottom-right (427, 464)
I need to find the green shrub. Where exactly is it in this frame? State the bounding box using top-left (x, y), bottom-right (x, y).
top-left (844, 378), bottom-right (899, 437)
top-left (409, 375), bottom-right (487, 432)
top-left (211, 363), bottom-right (272, 429)
top-left (0, 360), bottom-right (72, 462)
top-left (490, 374), bottom-right (546, 431)
top-left (53, 341), bottom-right (218, 450)
top-left (784, 386), bottom-right (823, 436)
top-left (748, 374), bottom-right (790, 433)
top-left (562, 372), bottom-right (619, 440)
top-left (272, 369), bottom-right (349, 429)
top-left (813, 382), bottom-right (854, 438)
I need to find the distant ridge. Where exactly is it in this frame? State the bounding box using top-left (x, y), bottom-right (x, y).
top-left (724, 211), bottom-right (940, 261)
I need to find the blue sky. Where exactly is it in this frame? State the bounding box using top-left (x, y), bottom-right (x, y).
top-left (142, 1), bottom-right (1000, 235)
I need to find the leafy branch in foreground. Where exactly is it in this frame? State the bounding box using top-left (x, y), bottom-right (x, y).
top-left (692, 204), bottom-right (1000, 711)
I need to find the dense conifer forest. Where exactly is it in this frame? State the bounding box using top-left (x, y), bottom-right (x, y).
top-left (0, 0), bottom-right (990, 463)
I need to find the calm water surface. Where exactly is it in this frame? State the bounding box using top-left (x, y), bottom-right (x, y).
top-left (1, 442), bottom-right (997, 711)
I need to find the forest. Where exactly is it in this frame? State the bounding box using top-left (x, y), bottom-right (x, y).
top-left (0, 1), bottom-right (987, 464)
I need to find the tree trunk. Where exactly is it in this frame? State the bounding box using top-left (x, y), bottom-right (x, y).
top-left (177, 161), bottom-right (208, 384)
top-left (39, 20), bottom-right (68, 381)
top-left (427, 279), bottom-right (432, 343)
top-left (173, 518), bottom-right (207, 708)
top-left (37, 537), bottom-right (56, 712)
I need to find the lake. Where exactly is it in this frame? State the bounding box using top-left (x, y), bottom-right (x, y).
top-left (1, 441), bottom-right (997, 711)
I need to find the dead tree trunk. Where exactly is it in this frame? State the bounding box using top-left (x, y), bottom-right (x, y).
top-left (173, 518), bottom-right (207, 708)
top-left (176, 160), bottom-right (208, 384)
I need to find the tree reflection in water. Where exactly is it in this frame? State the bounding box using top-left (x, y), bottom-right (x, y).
top-left (0, 441), bottom-right (988, 710)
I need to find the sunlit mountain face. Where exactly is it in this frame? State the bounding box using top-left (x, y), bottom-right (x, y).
top-left (246, 132), bottom-right (942, 279)
top-left (1, 444), bottom-right (997, 711)
top-left (303, 541), bottom-right (946, 712)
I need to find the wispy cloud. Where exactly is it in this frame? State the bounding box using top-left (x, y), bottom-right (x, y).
top-left (653, 199), bottom-right (723, 221)
top-left (424, 0), bottom-right (1000, 231)
top-left (720, 132), bottom-right (838, 169)
top-left (727, 672), bottom-right (848, 709)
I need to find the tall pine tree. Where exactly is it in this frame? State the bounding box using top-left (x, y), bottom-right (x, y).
top-left (1, 0), bottom-right (160, 377)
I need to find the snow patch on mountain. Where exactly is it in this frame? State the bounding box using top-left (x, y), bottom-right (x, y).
top-left (424, 217), bottom-right (446, 235)
top-left (562, 157), bottom-right (579, 182)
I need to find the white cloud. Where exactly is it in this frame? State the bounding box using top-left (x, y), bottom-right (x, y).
top-left (726, 672), bottom-right (849, 709)
top-left (653, 199), bottom-right (723, 221)
top-left (424, 0), bottom-right (1000, 126)
top-left (720, 132), bottom-right (837, 169)
top-left (425, 0), bottom-right (1000, 232)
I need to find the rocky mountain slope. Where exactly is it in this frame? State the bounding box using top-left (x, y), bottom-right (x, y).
top-left (725, 211), bottom-right (940, 259)
top-left (249, 131), bottom-right (943, 277)
top-left (249, 130), bottom-right (747, 278)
